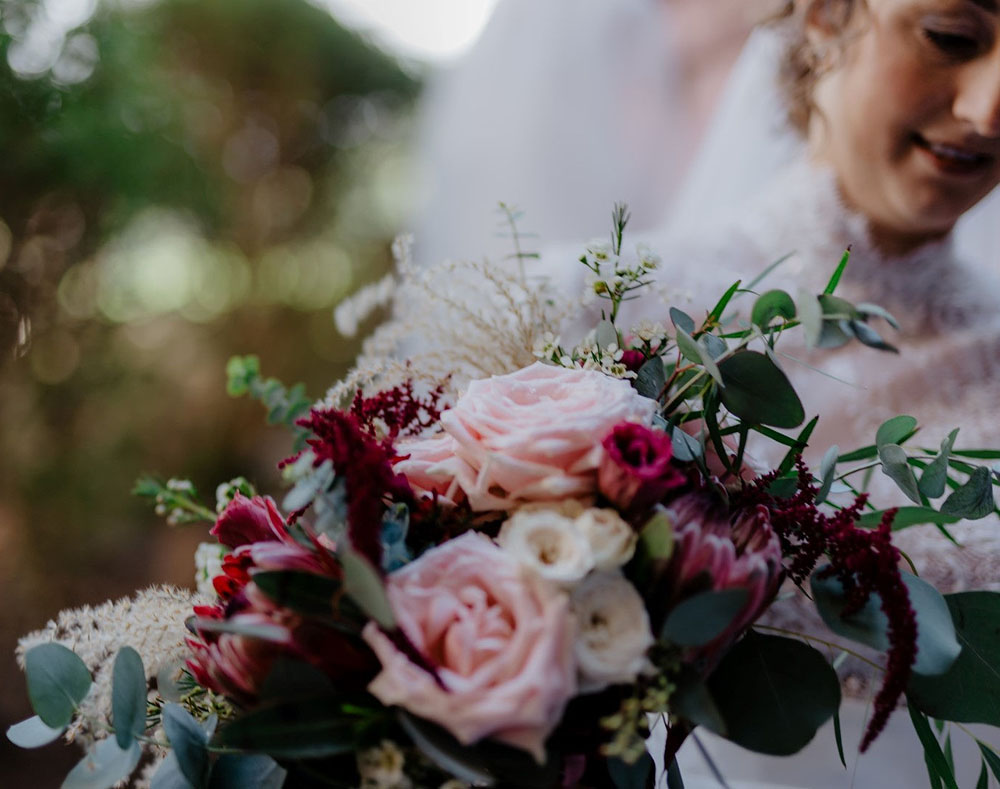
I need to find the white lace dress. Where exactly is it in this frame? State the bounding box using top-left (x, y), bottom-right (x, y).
top-left (546, 155), bottom-right (1000, 787)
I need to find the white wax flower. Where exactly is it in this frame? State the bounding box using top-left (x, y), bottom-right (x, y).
top-left (356, 740), bottom-right (410, 789)
top-left (498, 503), bottom-right (594, 586)
top-left (571, 571), bottom-right (655, 693)
top-left (194, 542), bottom-right (227, 596)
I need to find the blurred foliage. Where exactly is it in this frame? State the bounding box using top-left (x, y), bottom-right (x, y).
top-left (0, 0), bottom-right (422, 782)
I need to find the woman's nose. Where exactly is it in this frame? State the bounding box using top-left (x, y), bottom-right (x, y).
top-left (953, 53), bottom-right (1000, 139)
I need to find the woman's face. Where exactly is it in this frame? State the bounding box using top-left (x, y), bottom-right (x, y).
top-left (810, 0), bottom-right (1000, 252)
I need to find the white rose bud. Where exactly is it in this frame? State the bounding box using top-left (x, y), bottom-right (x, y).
top-left (498, 503), bottom-right (594, 585)
top-left (571, 571), bottom-right (655, 693)
top-left (576, 508), bottom-right (637, 570)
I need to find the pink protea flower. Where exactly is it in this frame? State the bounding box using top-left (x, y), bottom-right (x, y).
top-left (597, 422), bottom-right (686, 516)
top-left (659, 492), bottom-right (783, 666)
top-left (210, 494), bottom-right (287, 548)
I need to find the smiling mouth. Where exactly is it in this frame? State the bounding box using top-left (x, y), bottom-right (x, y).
top-left (913, 133), bottom-right (995, 176)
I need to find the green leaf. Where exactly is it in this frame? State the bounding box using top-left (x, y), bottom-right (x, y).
top-left (706, 280), bottom-right (742, 325)
top-left (977, 758), bottom-right (989, 789)
top-left (979, 742), bottom-right (1000, 784)
top-left (596, 319), bottom-right (619, 350)
top-left (675, 329), bottom-right (703, 365)
top-left (832, 710), bottom-right (846, 768)
top-left (340, 546), bottom-right (395, 629)
top-left (920, 429), bottom-right (959, 499)
top-left (6, 715), bottom-right (65, 748)
top-left (639, 509), bottom-right (674, 561)
top-left (855, 302), bottom-right (901, 330)
top-left (162, 703), bottom-right (209, 789)
top-left (188, 617), bottom-right (290, 643)
top-left (259, 658), bottom-right (336, 701)
top-left (398, 711), bottom-right (559, 789)
top-left (62, 737), bottom-right (142, 789)
top-left (701, 333), bottom-right (727, 360)
top-left (717, 351), bottom-right (805, 429)
top-left (816, 444), bottom-right (839, 505)
top-left (671, 673), bottom-right (726, 735)
top-left (112, 647), bottom-right (146, 749)
top-left (634, 356), bottom-right (666, 401)
top-left (878, 444), bottom-right (922, 504)
top-left (823, 249), bottom-right (851, 295)
top-left (225, 355), bottom-right (260, 397)
top-left (798, 290), bottom-right (823, 348)
top-left (777, 415), bottom-right (819, 476)
top-left (876, 416), bottom-right (918, 450)
top-left (670, 426), bottom-right (703, 462)
top-left (909, 592), bottom-right (1000, 725)
top-left (150, 753), bottom-right (194, 789)
top-left (941, 466), bottom-right (996, 520)
top-left (251, 571), bottom-right (341, 618)
top-left (208, 755), bottom-right (287, 789)
top-left (666, 759), bottom-right (685, 789)
top-left (213, 697), bottom-right (373, 759)
top-left (751, 289), bottom-right (796, 329)
top-left (846, 320), bottom-right (898, 353)
top-left (662, 589), bottom-right (748, 647)
top-left (25, 643), bottom-right (93, 729)
top-left (908, 703), bottom-right (959, 789)
top-left (811, 570), bottom-right (960, 676)
top-left (856, 506), bottom-right (961, 530)
top-left (607, 753), bottom-right (654, 789)
top-left (707, 631), bottom-right (840, 755)
top-left (669, 307), bottom-right (695, 335)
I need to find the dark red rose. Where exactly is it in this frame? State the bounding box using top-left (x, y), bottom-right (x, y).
top-left (598, 422), bottom-right (686, 514)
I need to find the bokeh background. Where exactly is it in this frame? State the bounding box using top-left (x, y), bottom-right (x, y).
top-left (0, 0), bottom-right (503, 782)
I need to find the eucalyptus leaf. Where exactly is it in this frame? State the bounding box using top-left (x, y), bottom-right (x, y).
top-left (670, 427), bottom-right (703, 462)
top-left (940, 466), bottom-right (996, 520)
top-left (208, 755), bottom-right (287, 789)
top-left (162, 703), bottom-right (209, 789)
top-left (675, 329), bottom-right (702, 366)
top-left (815, 320), bottom-right (852, 350)
top-left (112, 647), bottom-right (146, 749)
top-left (846, 320), bottom-right (898, 353)
top-left (855, 302), bottom-right (901, 330)
top-left (187, 617), bottom-right (290, 643)
top-left (707, 631), bottom-right (840, 756)
top-left (340, 546), bottom-right (395, 629)
top-left (282, 459), bottom-right (335, 513)
top-left (811, 570), bottom-right (960, 676)
top-left (818, 294), bottom-right (858, 320)
top-left (662, 589), bottom-right (748, 647)
top-left (702, 334), bottom-right (727, 360)
top-left (666, 759), bottom-right (685, 789)
top-left (908, 592), bottom-right (1000, 725)
top-left (878, 444), bottom-right (922, 504)
top-left (856, 507), bottom-right (961, 530)
top-left (6, 715), bottom-right (65, 748)
top-left (816, 444), bottom-right (839, 505)
top-left (717, 351), bottom-right (805, 428)
top-left (669, 307), bottom-right (696, 335)
top-left (920, 429), bottom-right (959, 499)
top-left (62, 737), bottom-right (142, 789)
top-left (798, 290), bottom-right (823, 349)
top-left (156, 661), bottom-right (187, 703)
top-left (751, 289), bottom-right (796, 329)
top-left (876, 415), bottom-right (918, 450)
top-left (25, 643), bottom-right (93, 729)
top-left (150, 753), bottom-right (195, 789)
top-left (634, 356), bottom-right (666, 401)
top-left (596, 319), bottom-right (619, 350)
top-left (671, 674), bottom-right (727, 735)
top-left (978, 742), bottom-right (1000, 784)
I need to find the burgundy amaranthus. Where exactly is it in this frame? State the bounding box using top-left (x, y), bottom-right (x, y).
top-left (737, 459), bottom-right (917, 751)
top-left (350, 379), bottom-right (447, 441)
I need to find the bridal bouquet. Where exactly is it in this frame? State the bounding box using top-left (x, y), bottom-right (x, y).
top-left (11, 208), bottom-right (1000, 789)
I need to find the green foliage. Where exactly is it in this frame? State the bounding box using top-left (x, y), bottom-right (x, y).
top-left (607, 753), bottom-right (654, 789)
top-left (751, 289), bottom-right (796, 330)
top-left (340, 546), bottom-right (396, 629)
top-left (717, 351), bottom-right (805, 429)
top-left (706, 631), bottom-right (841, 756)
top-left (908, 592), bottom-right (1000, 725)
top-left (133, 476), bottom-right (216, 525)
top-left (811, 570), bottom-right (961, 676)
top-left (226, 355), bottom-right (313, 446)
top-left (251, 570), bottom-right (354, 621)
top-left (661, 589), bottom-right (748, 647)
top-left (162, 703), bottom-right (211, 788)
top-left (908, 703), bottom-right (959, 789)
top-left (6, 715), bottom-right (65, 748)
top-left (62, 737), bottom-right (142, 789)
top-left (112, 647), bottom-right (147, 748)
top-left (208, 755), bottom-right (287, 789)
top-left (24, 643), bottom-right (93, 728)
top-left (940, 466), bottom-right (996, 520)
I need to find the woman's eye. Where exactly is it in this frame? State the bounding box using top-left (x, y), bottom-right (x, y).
top-left (924, 28), bottom-right (981, 57)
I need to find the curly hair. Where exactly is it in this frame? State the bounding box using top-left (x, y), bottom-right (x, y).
top-left (772, 0), bottom-right (866, 132)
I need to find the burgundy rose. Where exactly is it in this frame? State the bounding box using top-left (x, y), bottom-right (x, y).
top-left (210, 494), bottom-right (286, 548)
top-left (620, 349), bottom-right (647, 375)
top-left (597, 423), bottom-right (686, 514)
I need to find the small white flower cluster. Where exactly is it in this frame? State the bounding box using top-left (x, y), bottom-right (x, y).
top-left (357, 740), bottom-right (411, 789)
top-left (631, 318), bottom-right (668, 345)
top-left (582, 240), bottom-right (660, 307)
top-left (497, 501), bottom-right (654, 692)
top-left (333, 272), bottom-right (397, 338)
top-left (532, 330), bottom-right (637, 380)
top-left (154, 478), bottom-right (196, 525)
top-left (194, 542), bottom-right (228, 596)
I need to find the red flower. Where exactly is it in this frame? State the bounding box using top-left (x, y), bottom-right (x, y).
top-left (597, 423), bottom-right (686, 515)
top-left (620, 349), bottom-right (647, 375)
top-left (210, 494), bottom-right (286, 549)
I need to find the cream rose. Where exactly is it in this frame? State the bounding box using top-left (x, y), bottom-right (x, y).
top-left (362, 532), bottom-right (576, 762)
top-left (497, 503), bottom-right (595, 585)
top-left (394, 362), bottom-right (656, 511)
top-left (570, 571), bottom-right (655, 693)
top-left (575, 508), bottom-right (636, 570)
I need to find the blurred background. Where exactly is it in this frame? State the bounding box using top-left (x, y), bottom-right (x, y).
top-left (0, 0), bottom-right (769, 782)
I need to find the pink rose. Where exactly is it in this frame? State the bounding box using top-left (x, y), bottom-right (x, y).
top-left (394, 362), bottom-right (656, 510)
top-left (362, 532), bottom-right (576, 762)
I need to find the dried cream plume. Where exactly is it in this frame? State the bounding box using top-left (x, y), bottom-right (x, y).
top-left (17, 585), bottom-right (208, 749)
top-left (320, 231), bottom-right (585, 407)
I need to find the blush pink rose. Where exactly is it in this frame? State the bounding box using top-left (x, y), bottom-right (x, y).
top-left (394, 362), bottom-right (656, 510)
top-left (362, 531), bottom-right (576, 762)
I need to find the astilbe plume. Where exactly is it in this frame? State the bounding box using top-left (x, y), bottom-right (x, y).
top-left (350, 379), bottom-right (448, 441)
top-left (737, 459), bottom-right (916, 750)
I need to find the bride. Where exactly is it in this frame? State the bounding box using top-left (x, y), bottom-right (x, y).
top-left (398, 0), bottom-right (1000, 786)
